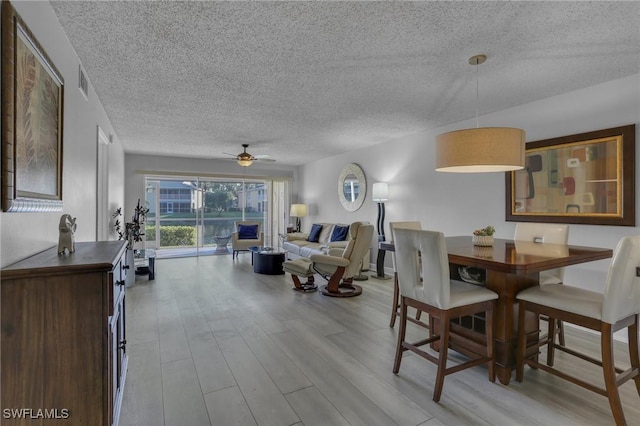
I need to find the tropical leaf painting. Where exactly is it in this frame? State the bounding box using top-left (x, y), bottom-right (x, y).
top-left (15, 29), bottom-right (61, 198)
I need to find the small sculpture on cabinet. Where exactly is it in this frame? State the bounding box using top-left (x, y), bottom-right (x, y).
top-left (58, 214), bottom-right (77, 254)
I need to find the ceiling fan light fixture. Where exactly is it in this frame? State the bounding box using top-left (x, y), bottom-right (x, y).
top-left (435, 54), bottom-right (525, 173)
top-left (236, 144), bottom-right (254, 167)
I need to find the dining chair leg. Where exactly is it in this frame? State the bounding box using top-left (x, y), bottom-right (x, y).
top-left (393, 297), bottom-right (408, 374)
top-left (601, 323), bottom-right (626, 426)
top-left (389, 273), bottom-right (399, 327)
top-left (516, 301), bottom-right (527, 383)
top-left (629, 315), bottom-right (640, 396)
top-left (433, 311), bottom-right (450, 402)
top-left (485, 304), bottom-right (496, 382)
top-left (547, 317), bottom-right (557, 366)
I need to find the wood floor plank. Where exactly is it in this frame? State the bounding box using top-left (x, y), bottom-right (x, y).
top-left (157, 294), bottom-right (191, 363)
top-left (234, 318), bottom-right (313, 395)
top-left (283, 319), bottom-right (433, 426)
top-left (284, 386), bottom-right (350, 426)
top-left (189, 330), bottom-right (238, 395)
top-left (204, 386), bottom-right (257, 426)
top-left (326, 327), bottom-right (498, 425)
top-left (119, 340), bottom-right (164, 426)
top-left (272, 329), bottom-right (399, 426)
top-left (126, 281), bottom-right (160, 345)
top-left (217, 335), bottom-right (300, 426)
top-left (162, 358), bottom-right (211, 426)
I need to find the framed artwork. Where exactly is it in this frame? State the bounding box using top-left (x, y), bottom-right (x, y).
top-left (506, 125), bottom-right (635, 226)
top-left (2, 2), bottom-right (64, 212)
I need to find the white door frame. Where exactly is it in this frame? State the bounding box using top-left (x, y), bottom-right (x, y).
top-left (96, 126), bottom-right (110, 241)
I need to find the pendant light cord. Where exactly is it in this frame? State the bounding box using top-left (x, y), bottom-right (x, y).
top-left (475, 58), bottom-right (480, 129)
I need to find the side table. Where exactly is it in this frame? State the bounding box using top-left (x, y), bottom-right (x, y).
top-left (248, 246), bottom-right (285, 275)
top-left (134, 249), bottom-right (156, 280)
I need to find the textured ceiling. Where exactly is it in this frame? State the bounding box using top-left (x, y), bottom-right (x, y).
top-left (50, 1), bottom-right (640, 166)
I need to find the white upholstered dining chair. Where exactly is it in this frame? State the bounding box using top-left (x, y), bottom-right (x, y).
top-left (516, 235), bottom-right (640, 426)
top-left (392, 228), bottom-right (498, 402)
top-left (514, 222), bottom-right (569, 285)
top-left (514, 222), bottom-right (569, 362)
top-left (388, 221), bottom-right (423, 328)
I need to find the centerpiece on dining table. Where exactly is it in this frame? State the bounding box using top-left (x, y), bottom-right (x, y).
top-left (472, 225), bottom-right (495, 246)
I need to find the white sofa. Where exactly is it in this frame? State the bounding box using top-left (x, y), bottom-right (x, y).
top-left (282, 222), bottom-right (370, 271)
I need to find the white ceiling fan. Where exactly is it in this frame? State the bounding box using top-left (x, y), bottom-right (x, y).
top-left (221, 144), bottom-right (276, 167)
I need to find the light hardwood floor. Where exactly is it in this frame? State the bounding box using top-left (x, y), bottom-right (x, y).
top-left (120, 254), bottom-right (640, 426)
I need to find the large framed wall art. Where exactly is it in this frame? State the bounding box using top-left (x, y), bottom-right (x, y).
top-left (2, 1), bottom-right (64, 212)
top-left (505, 125), bottom-right (635, 226)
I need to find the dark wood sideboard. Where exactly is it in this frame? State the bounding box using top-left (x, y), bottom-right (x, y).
top-left (1, 241), bottom-right (129, 426)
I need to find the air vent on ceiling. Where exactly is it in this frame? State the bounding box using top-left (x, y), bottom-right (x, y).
top-left (78, 64), bottom-right (88, 100)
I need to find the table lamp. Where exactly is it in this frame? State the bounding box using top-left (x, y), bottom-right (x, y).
top-left (289, 204), bottom-right (307, 233)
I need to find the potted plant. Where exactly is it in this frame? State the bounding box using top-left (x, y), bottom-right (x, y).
top-left (113, 199), bottom-right (149, 286)
top-left (472, 225), bottom-right (495, 246)
top-left (113, 199), bottom-right (149, 249)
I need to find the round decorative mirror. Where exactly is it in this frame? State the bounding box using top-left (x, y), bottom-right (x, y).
top-left (338, 163), bottom-right (366, 211)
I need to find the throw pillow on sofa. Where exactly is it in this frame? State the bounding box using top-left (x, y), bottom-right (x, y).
top-left (308, 224), bottom-right (323, 242)
top-left (330, 225), bottom-right (349, 242)
top-left (238, 224), bottom-right (258, 239)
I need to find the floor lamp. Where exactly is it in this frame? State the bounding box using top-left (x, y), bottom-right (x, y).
top-left (372, 183), bottom-right (391, 279)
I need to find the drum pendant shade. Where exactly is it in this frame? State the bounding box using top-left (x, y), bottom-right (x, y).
top-left (435, 54), bottom-right (525, 173)
top-left (435, 127), bottom-right (525, 173)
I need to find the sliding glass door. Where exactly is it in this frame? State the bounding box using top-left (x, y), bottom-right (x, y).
top-left (144, 176), bottom-right (273, 257)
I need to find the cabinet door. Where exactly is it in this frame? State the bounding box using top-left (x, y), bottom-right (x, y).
top-left (112, 257), bottom-right (127, 315)
top-left (110, 291), bottom-right (127, 425)
top-left (109, 306), bottom-right (119, 424)
top-left (116, 295), bottom-right (126, 391)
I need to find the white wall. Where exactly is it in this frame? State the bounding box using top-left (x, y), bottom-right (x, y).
top-left (0, 1), bottom-right (124, 267)
top-left (298, 74), bottom-right (640, 293)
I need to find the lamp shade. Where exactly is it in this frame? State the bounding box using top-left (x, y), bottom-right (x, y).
top-left (289, 204), bottom-right (307, 217)
top-left (435, 127), bottom-right (525, 173)
top-left (237, 158), bottom-right (253, 167)
top-left (372, 183), bottom-right (389, 202)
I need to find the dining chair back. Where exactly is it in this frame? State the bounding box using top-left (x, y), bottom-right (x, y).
top-left (392, 228), bottom-right (498, 402)
top-left (516, 235), bottom-right (640, 425)
top-left (514, 222), bottom-right (569, 285)
top-left (602, 236), bottom-right (640, 323)
top-left (388, 221), bottom-right (423, 327)
top-left (514, 222), bottom-right (570, 358)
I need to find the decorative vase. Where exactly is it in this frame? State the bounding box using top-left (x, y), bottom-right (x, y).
top-left (473, 245), bottom-right (494, 258)
top-left (125, 248), bottom-right (136, 287)
top-left (472, 235), bottom-right (494, 247)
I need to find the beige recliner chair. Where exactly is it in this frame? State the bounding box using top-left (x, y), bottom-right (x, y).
top-left (231, 221), bottom-right (264, 259)
top-left (283, 221), bottom-right (374, 297)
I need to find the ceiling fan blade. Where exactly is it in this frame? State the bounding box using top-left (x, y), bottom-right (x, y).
top-left (253, 154), bottom-right (271, 159)
top-left (221, 152), bottom-right (238, 157)
top-left (255, 158), bottom-right (276, 162)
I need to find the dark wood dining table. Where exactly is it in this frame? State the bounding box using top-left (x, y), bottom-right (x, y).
top-left (380, 235), bottom-right (613, 385)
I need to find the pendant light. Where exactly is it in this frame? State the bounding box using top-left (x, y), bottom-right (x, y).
top-left (435, 54), bottom-right (525, 173)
